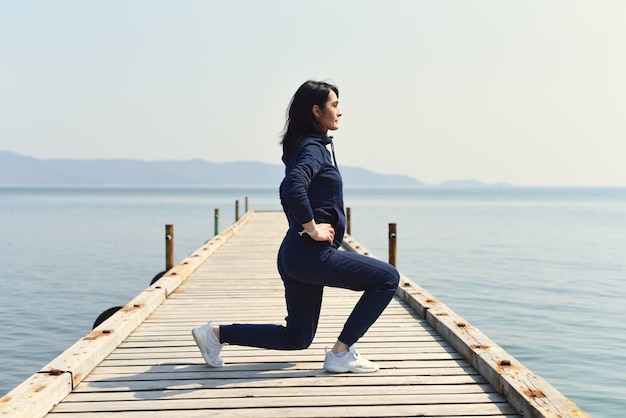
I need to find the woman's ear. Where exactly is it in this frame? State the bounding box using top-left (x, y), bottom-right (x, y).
top-left (312, 104), bottom-right (322, 118)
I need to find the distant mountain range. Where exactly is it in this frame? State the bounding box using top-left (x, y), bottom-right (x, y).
top-left (0, 151), bottom-right (425, 186)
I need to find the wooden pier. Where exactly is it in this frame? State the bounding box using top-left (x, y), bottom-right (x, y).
top-left (1, 210), bottom-right (588, 417)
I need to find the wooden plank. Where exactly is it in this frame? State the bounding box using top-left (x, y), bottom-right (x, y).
top-left (66, 384), bottom-right (499, 399)
top-left (0, 372), bottom-right (71, 418)
top-left (48, 405), bottom-right (521, 418)
top-left (73, 368), bottom-right (482, 383)
top-left (50, 394), bottom-right (514, 412)
top-left (93, 358), bottom-right (471, 371)
top-left (73, 375), bottom-right (488, 392)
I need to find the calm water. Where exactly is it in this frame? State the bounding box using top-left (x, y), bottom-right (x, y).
top-left (1, 186), bottom-right (625, 416)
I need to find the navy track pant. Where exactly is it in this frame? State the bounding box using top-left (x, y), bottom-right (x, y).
top-left (219, 229), bottom-right (400, 349)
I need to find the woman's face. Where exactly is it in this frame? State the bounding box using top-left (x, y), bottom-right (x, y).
top-left (313, 90), bottom-right (341, 132)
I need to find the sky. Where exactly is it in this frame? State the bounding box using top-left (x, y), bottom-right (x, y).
top-left (1, 1), bottom-right (625, 186)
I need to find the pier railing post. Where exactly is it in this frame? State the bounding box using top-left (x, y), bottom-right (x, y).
top-left (235, 200), bottom-right (240, 221)
top-left (214, 208), bottom-right (219, 236)
top-left (346, 207), bottom-right (351, 235)
top-left (388, 223), bottom-right (397, 266)
top-left (165, 224), bottom-right (174, 271)
top-left (245, 196), bottom-right (249, 213)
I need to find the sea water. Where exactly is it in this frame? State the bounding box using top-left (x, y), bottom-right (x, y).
top-left (1, 186), bottom-right (624, 417)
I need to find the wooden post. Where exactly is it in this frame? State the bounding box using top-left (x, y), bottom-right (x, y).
top-left (165, 224), bottom-right (174, 271)
top-left (346, 207), bottom-right (351, 236)
top-left (245, 196), bottom-right (249, 213)
top-left (388, 223), bottom-right (397, 267)
top-left (214, 208), bottom-right (219, 236)
top-left (235, 200), bottom-right (240, 221)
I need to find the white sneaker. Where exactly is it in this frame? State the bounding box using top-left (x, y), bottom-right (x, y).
top-left (191, 321), bottom-right (225, 367)
top-left (323, 346), bottom-right (379, 373)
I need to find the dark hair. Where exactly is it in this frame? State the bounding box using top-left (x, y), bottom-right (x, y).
top-left (280, 80), bottom-right (339, 159)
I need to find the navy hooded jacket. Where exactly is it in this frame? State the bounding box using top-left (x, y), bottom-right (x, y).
top-left (279, 133), bottom-right (346, 248)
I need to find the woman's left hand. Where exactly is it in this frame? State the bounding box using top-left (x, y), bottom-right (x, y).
top-left (302, 220), bottom-right (335, 245)
top-left (311, 223), bottom-right (335, 245)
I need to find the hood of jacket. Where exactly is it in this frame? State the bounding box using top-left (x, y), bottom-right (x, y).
top-left (281, 133), bottom-right (333, 166)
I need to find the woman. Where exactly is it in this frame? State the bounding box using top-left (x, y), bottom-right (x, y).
top-left (192, 80), bottom-right (400, 373)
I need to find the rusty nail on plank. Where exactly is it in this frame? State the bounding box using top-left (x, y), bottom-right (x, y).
top-left (524, 389), bottom-right (546, 398)
top-left (471, 344), bottom-right (490, 349)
